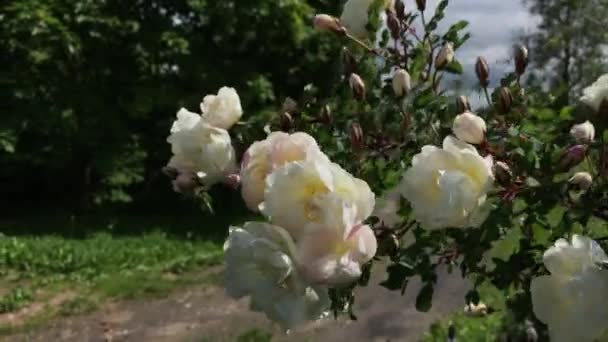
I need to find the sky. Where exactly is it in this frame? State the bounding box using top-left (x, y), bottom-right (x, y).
top-left (398, 0), bottom-right (540, 107)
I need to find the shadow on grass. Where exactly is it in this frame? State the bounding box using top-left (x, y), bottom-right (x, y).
top-left (0, 187), bottom-right (260, 243)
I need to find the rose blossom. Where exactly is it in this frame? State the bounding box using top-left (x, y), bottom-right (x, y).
top-left (262, 159), bottom-right (375, 239)
top-left (531, 235), bottom-right (608, 342)
top-left (224, 222), bottom-right (329, 328)
top-left (297, 196), bottom-right (377, 285)
top-left (167, 108), bottom-right (237, 186)
top-left (200, 87), bottom-right (243, 130)
top-left (398, 136), bottom-right (494, 229)
top-left (240, 132), bottom-right (329, 212)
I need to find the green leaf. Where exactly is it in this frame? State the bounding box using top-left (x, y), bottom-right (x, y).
top-left (531, 223), bottom-right (551, 246)
top-left (447, 20), bottom-right (468, 32)
top-left (586, 216), bottom-right (608, 239)
top-left (443, 60), bottom-right (463, 74)
top-left (415, 283), bottom-right (434, 312)
top-left (545, 206), bottom-right (566, 228)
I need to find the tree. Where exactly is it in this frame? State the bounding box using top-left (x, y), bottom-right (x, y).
top-left (522, 0), bottom-right (608, 101)
top-left (0, 0), bottom-right (339, 210)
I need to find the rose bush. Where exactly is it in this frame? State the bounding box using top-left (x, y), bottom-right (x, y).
top-left (165, 0), bottom-right (608, 340)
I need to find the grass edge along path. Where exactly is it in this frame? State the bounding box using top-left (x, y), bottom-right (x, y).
top-left (0, 231), bottom-right (224, 335)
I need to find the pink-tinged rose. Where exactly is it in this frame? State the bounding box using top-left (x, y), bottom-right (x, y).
top-left (263, 160), bottom-right (375, 240)
top-left (240, 132), bottom-right (329, 212)
top-left (297, 196), bottom-right (377, 286)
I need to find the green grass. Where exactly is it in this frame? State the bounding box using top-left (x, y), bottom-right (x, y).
top-left (0, 232), bottom-right (223, 282)
top-left (423, 311), bottom-right (507, 342)
top-left (57, 296), bottom-right (98, 316)
top-left (0, 288), bottom-right (33, 314)
top-left (0, 209), bottom-right (256, 333)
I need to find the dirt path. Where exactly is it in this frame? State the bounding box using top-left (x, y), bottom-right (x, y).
top-left (4, 266), bottom-right (469, 342)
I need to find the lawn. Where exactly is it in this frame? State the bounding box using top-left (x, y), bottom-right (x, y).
top-left (0, 207), bottom-right (252, 335)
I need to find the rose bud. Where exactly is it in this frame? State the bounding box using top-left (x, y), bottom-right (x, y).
top-left (349, 122), bottom-right (364, 150)
top-left (559, 145), bottom-right (587, 170)
top-left (392, 69), bottom-right (411, 97)
top-left (570, 120), bottom-right (595, 144)
top-left (494, 161), bottom-right (513, 187)
top-left (386, 9), bottom-right (401, 40)
top-left (395, 0), bottom-right (406, 21)
top-left (416, 0), bottom-right (426, 12)
top-left (223, 174), bottom-right (241, 190)
top-left (319, 104), bottom-right (332, 124)
top-left (435, 43), bottom-right (454, 70)
top-left (569, 172), bottom-right (593, 191)
top-left (475, 56), bottom-right (490, 87)
top-left (496, 87), bottom-right (513, 114)
top-left (452, 111), bottom-right (487, 144)
top-left (313, 14), bottom-right (344, 34)
top-left (456, 95), bottom-right (471, 113)
top-left (172, 171), bottom-right (198, 194)
top-left (349, 73), bottom-right (366, 101)
top-left (279, 111), bottom-right (293, 131)
top-left (514, 44), bottom-right (528, 75)
top-left (341, 46), bottom-right (357, 76)
top-left (282, 97), bottom-right (298, 114)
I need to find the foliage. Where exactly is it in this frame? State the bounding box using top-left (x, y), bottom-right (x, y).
top-left (522, 0), bottom-right (608, 100)
top-left (0, 288), bottom-right (33, 314)
top-left (0, 0), bottom-right (340, 208)
top-left (0, 232), bottom-right (222, 286)
top-left (0, 211), bottom-right (233, 330)
top-left (169, 0), bottom-right (608, 339)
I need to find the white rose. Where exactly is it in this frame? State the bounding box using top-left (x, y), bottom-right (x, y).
top-left (340, 0), bottom-right (374, 38)
top-left (167, 108), bottom-right (237, 186)
top-left (452, 111), bottom-right (487, 145)
top-left (581, 74), bottom-right (608, 113)
top-left (200, 87), bottom-right (243, 130)
top-left (297, 196), bottom-right (377, 285)
top-left (224, 222), bottom-right (329, 328)
top-left (570, 120), bottom-right (595, 144)
top-left (240, 132), bottom-right (329, 212)
top-left (399, 136), bottom-right (494, 229)
top-left (531, 235), bottom-right (608, 342)
top-left (263, 159), bottom-right (375, 239)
